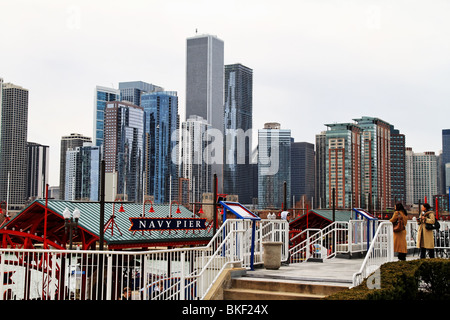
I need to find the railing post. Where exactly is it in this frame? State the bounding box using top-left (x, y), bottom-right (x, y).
top-left (106, 254), bottom-right (113, 300)
top-left (387, 224), bottom-right (394, 262)
top-left (0, 252), bottom-right (4, 300)
top-left (180, 252), bottom-right (185, 300)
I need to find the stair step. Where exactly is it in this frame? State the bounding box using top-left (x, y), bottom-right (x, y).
top-left (223, 277), bottom-right (346, 300)
top-left (223, 288), bottom-right (326, 300)
top-left (231, 278), bottom-right (345, 296)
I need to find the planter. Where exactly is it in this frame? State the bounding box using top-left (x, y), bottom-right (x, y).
top-left (262, 242), bottom-right (283, 270)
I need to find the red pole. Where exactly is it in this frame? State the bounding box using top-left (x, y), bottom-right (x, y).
top-left (435, 197), bottom-right (439, 220)
top-left (44, 184), bottom-right (49, 248)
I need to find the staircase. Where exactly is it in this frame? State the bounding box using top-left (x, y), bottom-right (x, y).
top-left (223, 277), bottom-right (346, 300)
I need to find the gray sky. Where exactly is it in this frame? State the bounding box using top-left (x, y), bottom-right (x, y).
top-left (1, 0), bottom-right (449, 186)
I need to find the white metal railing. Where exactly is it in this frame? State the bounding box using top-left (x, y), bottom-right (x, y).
top-left (288, 220), bottom-right (379, 263)
top-left (434, 221), bottom-right (450, 258)
top-left (289, 222), bottom-right (350, 263)
top-left (0, 219), bottom-right (288, 301)
top-left (352, 221), bottom-right (394, 287)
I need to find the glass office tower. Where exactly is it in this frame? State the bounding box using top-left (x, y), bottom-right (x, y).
top-left (291, 141), bottom-right (315, 207)
top-left (224, 63), bottom-right (253, 204)
top-left (26, 142), bottom-right (49, 200)
top-left (104, 101), bottom-right (144, 202)
top-left (119, 81), bottom-right (163, 107)
top-left (258, 123), bottom-right (291, 210)
top-left (94, 86), bottom-right (120, 147)
top-left (60, 133), bottom-right (92, 200)
top-left (141, 91), bottom-right (179, 203)
top-left (354, 117), bottom-right (391, 211)
top-left (442, 129), bottom-right (450, 193)
top-left (186, 34), bottom-right (224, 191)
top-left (180, 115), bottom-right (212, 204)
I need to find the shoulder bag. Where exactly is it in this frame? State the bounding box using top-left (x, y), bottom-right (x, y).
top-left (393, 213), bottom-right (405, 233)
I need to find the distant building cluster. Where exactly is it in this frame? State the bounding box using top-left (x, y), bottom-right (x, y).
top-left (1, 34), bottom-right (449, 217)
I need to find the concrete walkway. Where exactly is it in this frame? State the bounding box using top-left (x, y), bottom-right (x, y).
top-left (244, 255), bottom-right (421, 288)
top-left (246, 258), bottom-right (362, 287)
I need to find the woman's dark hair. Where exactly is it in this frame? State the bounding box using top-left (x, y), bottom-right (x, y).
top-left (395, 203), bottom-right (407, 215)
top-left (423, 203), bottom-right (431, 211)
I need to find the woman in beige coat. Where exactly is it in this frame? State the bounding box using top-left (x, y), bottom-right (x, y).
top-left (390, 203), bottom-right (408, 260)
top-left (417, 203), bottom-right (435, 259)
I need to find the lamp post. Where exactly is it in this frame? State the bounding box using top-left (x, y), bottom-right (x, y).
top-left (142, 199), bottom-right (155, 217)
top-left (169, 200), bottom-right (181, 217)
top-left (63, 207), bottom-right (81, 250)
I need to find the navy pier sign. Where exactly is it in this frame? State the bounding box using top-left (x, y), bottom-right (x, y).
top-left (129, 217), bottom-right (207, 232)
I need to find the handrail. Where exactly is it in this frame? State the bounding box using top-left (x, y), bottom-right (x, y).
top-left (289, 222), bottom-right (349, 263)
top-left (352, 221), bottom-right (394, 287)
top-left (0, 219), bottom-right (289, 300)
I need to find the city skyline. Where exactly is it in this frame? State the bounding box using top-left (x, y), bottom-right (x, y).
top-left (1, 1), bottom-right (449, 186)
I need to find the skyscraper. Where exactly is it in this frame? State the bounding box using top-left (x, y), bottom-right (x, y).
top-left (354, 117), bottom-right (391, 211)
top-left (0, 79), bottom-right (29, 209)
top-left (119, 81), bottom-right (163, 107)
top-left (324, 123), bottom-right (363, 209)
top-left (413, 151), bottom-right (438, 205)
top-left (64, 143), bottom-right (100, 201)
top-left (390, 126), bottom-right (406, 205)
top-left (180, 115), bottom-right (212, 204)
top-left (186, 34), bottom-right (224, 131)
top-left (141, 91), bottom-right (179, 203)
top-left (441, 129), bottom-right (450, 193)
top-left (223, 63), bottom-right (253, 204)
top-left (405, 147), bottom-right (414, 206)
top-left (315, 131), bottom-right (327, 208)
top-left (94, 86), bottom-right (120, 147)
top-left (104, 101), bottom-right (144, 202)
top-left (186, 34), bottom-right (224, 190)
top-left (291, 141), bottom-right (315, 207)
top-left (26, 142), bottom-right (49, 200)
top-left (258, 123), bottom-right (291, 210)
top-left (60, 133), bottom-right (92, 200)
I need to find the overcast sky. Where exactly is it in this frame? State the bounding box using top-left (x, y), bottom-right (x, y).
top-left (1, 0), bottom-right (449, 186)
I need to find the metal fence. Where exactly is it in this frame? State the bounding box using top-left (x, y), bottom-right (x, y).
top-left (352, 221), bottom-right (394, 287)
top-left (288, 220), bottom-right (377, 263)
top-left (0, 219), bottom-right (288, 301)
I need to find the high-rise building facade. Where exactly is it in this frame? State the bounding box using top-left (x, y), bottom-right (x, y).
top-left (405, 148), bottom-right (438, 206)
top-left (390, 126), bottom-right (406, 205)
top-left (223, 63), bottom-right (254, 204)
top-left (0, 80), bottom-right (29, 209)
top-left (104, 101), bottom-right (144, 202)
top-left (405, 147), bottom-right (414, 206)
top-left (80, 143), bottom-right (100, 201)
top-left (119, 81), bottom-right (163, 107)
top-left (324, 123), bottom-right (363, 209)
top-left (26, 142), bottom-right (49, 201)
top-left (141, 91), bottom-right (179, 203)
top-left (258, 123), bottom-right (291, 210)
top-left (186, 34), bottom-right (224, 131)
top-left (186, 34), bottom-right (224, 191)
top-left (64, 143), bottom-right (100, 201)
top-left (413, 151), bottom-right (438, 205)
top-left (94, 86), bottom-right (120, 147)
top-left (441, 129), bottom-right (450, 194)
top-left (315, 132), bottom-right (327, 209)
top-left (60, 133), bottom-right (92, 200)
top-left (180, 115), bottom-right (212, 205)
top-left (354, 117), bottom-right (391, 211)
top-left (291, 141), bottom-right (315, 207)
